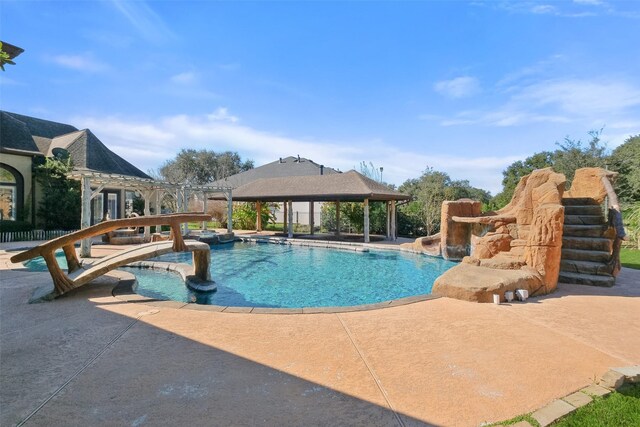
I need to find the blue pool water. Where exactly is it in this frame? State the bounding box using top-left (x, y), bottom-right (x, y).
top-left (23, 250), bottom-right (67, 271)
top-left (126, 241), bottom-right (456, 308)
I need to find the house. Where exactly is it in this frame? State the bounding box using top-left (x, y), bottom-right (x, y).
top-left (0, 111), bottom-right (150, 226)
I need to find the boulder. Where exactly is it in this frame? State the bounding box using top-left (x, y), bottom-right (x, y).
top-left (473, 233), bottom-right (512, 259)
top-left (566, 167), bottom-right (617, 204)
top-left (432, 263), bottom-right (544, 303)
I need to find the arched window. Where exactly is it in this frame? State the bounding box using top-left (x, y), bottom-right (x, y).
top-left (0, 164), bottom-right (24, 221)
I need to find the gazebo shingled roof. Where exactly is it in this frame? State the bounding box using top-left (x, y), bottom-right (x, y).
top-left (215, 170), bottom-right (409, 202)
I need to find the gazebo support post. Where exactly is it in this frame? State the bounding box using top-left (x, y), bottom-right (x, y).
top-left (335, 201), bottom-right (341, 237)
top-left (287, 200), bottom-right (293, 238)
top-left (364, 198), bottom-right (370, 243)
top-left (202, 192), bottom-right (208, 230)
top-left (386, 201), bottom-right (391, 239)
top-left (181, 188), bottom-right (189, 236)
top-left (226, 191), bottom-right (233, 233)
top-left (309, 201), bottom-right (314, 235)
top-left (390, 200), bottom-right (396, 241)
top-left (155, 189), bottom-right (161, 237)
top-left (143, 190), bottom-right (152, 241)
top-left (256, 201), bottom-right (263, 231)
top-left (283, 202), bottom-right (288, 233)
top-left (80, 176), bottom-right (92, 258)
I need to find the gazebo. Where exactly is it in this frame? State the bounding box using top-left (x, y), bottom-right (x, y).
top-left (214, 170), bottom-right (410, 242)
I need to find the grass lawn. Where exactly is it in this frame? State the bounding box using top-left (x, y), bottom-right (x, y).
top-left (552, 383), bottom-right (640, 427)
top-left (620, 248), bottom-right (640, 270)
top-left (494, 383), bottom-right (640, 427)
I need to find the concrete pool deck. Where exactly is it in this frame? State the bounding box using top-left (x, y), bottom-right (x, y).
top-left (1, 241), bottom-right (639, 426)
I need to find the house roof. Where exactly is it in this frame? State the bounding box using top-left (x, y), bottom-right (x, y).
top-left (0, 111), bottom-right (43, 154)
top-left (210, 156), bottom-right (339, 189)
top-left (219, 170), bottom-right (409, 202)
top-left (3, 111), bottom-right (78, 139)
top-left (0, 111), bottom-right (150, 179)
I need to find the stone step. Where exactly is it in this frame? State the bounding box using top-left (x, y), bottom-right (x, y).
top-left (561, 248), bottom-right (611, 263)
top-left (562, 197), bottom-right (600, 206)
top-left (562, 236), bottom-right (613, 252)
top-left (558, 271), bottom-right (615, 287)
top-left (560, 259), bottom-right (614, 276)
top-left (563, 224), bottom-right (608, 238)
top-left (564, 215), bottom-right (605, 225)
top-left (564, 205), bottom-right (603, 216)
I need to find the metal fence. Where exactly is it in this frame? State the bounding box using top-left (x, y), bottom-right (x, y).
top-left (0, 229), bottom-right (79, 243)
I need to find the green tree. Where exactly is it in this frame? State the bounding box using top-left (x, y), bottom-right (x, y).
top-left (158, 149), bottom-right (253, 184)
top-left (232, 202), bottom-right (275, 230)
top-left (398, 167), bottom-right (490, 236)
top-left (622, 203), bottom-right (640, 249)
top-left (0, 42), bottom-right (17, 71)
top-left (552, 129), bottom-right (608, 185)
top-left (491, 130), bottom-right (610, 209)
top-left (35, 156), bottom-right (81, 230)
top-left (609, 135), bottom-right (640, 203)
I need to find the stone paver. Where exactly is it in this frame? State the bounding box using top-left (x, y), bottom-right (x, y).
top-left (581, 383), bottom-right (612, 397)
top-left (611, 365), bottom-right (640, 383)
top-left (600, 369), bottom-right (625, 389)
top-left (531, 399), bottom-right (576, 427)
top-left (562, 391), bottom-right (592, 408)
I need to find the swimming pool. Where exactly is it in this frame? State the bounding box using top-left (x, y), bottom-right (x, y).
top-left (126, 241), bottom-right (456, 308)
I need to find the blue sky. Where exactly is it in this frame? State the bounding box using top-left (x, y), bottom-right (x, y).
top-left (2, 0), bottom-right (639, 194)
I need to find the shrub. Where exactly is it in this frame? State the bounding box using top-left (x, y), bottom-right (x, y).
top-left (0, 220), bottom-right (34, 233)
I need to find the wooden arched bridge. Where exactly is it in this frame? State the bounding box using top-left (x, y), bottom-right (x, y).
top-left (11, 213), bottom-right (214, 298)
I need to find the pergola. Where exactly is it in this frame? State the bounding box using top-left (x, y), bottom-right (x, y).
top-left (68, 168), bottom-right (233, 257)
top-left (212, 170), bottom-right (410, 242)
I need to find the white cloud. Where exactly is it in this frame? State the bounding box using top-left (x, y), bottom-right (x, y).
top-left (49, 54), bottom-right (108, 72)
top-left (515, 79), bottom-right (640, 115)
top-left (436, 78), bottom-right (640, 128)
top-left (207, 108), bottom-right (239, 123)
top-left (573, 0), bottom-right (604, 5)
top-left (109, 0), bottom-right (175, 43)
top-left (434, 76), bottom-right (480, 99)
top-left (531, 4), bottom-right (557, 14)
top-left (170, 72), bottom-right (197, 85)
top-left (71, 110), bottom-right (520, 193)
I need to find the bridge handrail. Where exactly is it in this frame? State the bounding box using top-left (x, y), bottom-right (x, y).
top-left (11, 212), bottom-right (211, 263)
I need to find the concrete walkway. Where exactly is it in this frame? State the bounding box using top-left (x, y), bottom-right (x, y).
top-left (1, 243), bottom-right (638, 426)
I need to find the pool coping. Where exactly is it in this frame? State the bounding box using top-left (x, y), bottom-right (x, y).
top-left (113, 237), bottom-right (444, 314)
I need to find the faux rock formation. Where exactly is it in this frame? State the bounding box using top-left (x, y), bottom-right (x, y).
top-left (431, 168), bottom-right (566, 302)
top-left (414, 166), bottom-right (622, 302)
top-left (566, 167), bottom-right (618, 204)
top-left (440, 199), bottom-right (481, 260)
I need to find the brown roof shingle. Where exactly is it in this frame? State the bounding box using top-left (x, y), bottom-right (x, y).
top-left (225, 170), bottom-right (409, 202)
